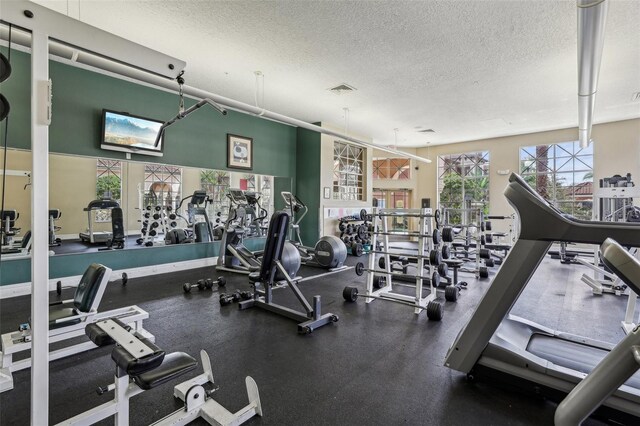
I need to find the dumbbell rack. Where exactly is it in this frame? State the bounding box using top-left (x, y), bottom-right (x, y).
top-left (137, 205), bottom-right (178, 247)
top-left (338, 215), bottom-right (373, 256)
top-left (441, 207), bottom-right (489, 278)
top-left (362, 207), bottom-right (445, 319)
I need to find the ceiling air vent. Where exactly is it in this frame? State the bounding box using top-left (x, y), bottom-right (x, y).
top-left (417, 129), bottom-right (435, 133)
top-left (328, 83), bottom-right (356, 94)
top-left (632, 92), bottom-right (640, 102)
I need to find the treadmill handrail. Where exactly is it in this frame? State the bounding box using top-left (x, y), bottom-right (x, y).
top-left (507, 173), bottom-right (640, 246)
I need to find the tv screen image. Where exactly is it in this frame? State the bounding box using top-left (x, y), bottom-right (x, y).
top-left (101, 110), bottom-right (163, 156)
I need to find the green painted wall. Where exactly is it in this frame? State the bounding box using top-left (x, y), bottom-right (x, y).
top-left (0, 47), bottom-right (302, 286)
top-left (0, 48), bottom-right (297, 177)
top-left (295, 127), bottom-right (321, 244)
top-left (0, 238), bottom-right (266, 285)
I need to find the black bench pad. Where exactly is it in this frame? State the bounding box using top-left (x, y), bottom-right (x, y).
top-left (49, 307), bottom-right (81, 330)
top-left (133, 352), bottom-right (197, 390)
top-left (444, 259), bottom-right (464, 266)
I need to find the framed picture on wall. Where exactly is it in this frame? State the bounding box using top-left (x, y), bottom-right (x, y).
top-left (227, 134), bottom-right (253, 170)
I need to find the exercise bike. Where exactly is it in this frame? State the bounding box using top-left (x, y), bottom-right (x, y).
top-left (281, 192), bottom-right (347, 270)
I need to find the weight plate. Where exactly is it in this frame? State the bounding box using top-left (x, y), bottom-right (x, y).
top-left (432, 228), bottom-right (441, 245)
top-left (355, 262), bottom-right (365, 276)
top-left (429, 249), bottom-right (441, 266)
top-left (360, 209), bottom-right (368, 221)
top-left (441, 244), bottom-right (451, 260)
top-left (437, 263), bottom-right (449, 277)
top-left (442, 227), bottom-right (453, 243)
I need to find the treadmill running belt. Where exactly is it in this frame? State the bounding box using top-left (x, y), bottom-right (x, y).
top-left (528, 334), bottom-right (640, 389)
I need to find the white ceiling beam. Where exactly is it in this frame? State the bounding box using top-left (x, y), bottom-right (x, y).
top-left (0, 0), bottom-right (185, 79)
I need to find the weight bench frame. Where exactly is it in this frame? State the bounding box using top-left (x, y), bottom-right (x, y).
top-left (238, 211), bottom-right (338, 333)
top-left (0, 265), bottom-right (153, 393)
top-left (57, 319), bottom-right (261, 426)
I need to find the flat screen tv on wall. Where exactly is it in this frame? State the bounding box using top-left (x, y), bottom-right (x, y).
top-left (101, 109), bottom-right (164, 157)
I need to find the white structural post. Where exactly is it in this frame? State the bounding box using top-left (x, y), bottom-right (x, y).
top-left (30, 28), bottom-right (50, 425)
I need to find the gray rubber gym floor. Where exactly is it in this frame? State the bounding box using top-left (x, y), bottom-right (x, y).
top-left (0, 255), bottom-right (633, 425)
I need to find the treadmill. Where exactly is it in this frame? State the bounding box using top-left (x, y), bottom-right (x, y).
top-left (444, 173), bottom-right (640, 421)
top-left (79, 198), bottom-right (120, 244)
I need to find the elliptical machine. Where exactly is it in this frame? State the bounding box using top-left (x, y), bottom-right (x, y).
top-left (216, 189), bottom-right (264, 274)
top-left (169, 190), bottom-right (214, 244)
top-left (243, 191), bottom-right (268, 237)
top-left (281, 192), bottom-right (347, 270)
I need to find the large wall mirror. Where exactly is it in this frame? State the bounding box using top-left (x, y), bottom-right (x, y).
top-left (1, 147), bottom-right (292, 257)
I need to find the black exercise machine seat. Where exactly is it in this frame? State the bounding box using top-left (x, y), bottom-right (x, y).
top-left (48, 263), bottom-right (108, 330)
top-left (600, 238), bottom-right (640, 295)
top-left (248, 211), bottom-right (289, 285)
top-left (86, 319), bottom-right (197, 391)
top-left (49, 209), bottom-right (62, 219)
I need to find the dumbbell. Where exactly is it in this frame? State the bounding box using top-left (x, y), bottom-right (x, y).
top-left (183, 277), bottom-right (226, 293)
top-left (166, 206), bottom-right (172, 212)
top-left (168, 213), bottom-right (177, 220)
top-left (144, 212), bottom-right (150, 219)
top-left (146, 206), bottom-right (152, 210)
top-left (219, 289), bottom-right (253, 305)
top-left (155, 206), bottom-right (162, 211)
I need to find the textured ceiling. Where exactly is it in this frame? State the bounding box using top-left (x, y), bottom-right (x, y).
top-left (31, 0), bottom-right (640, 147)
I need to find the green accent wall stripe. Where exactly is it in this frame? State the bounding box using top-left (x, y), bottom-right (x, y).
top-left (0, 47), bottom-right (297, 177)
top-left (295, 127), bottom-right (321, 244)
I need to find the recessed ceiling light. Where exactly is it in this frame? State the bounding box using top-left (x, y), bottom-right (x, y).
top-left (417, 129), bottom-right (435, 133)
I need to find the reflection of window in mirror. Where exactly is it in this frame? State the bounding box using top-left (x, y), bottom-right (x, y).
top-left (95, 159), bottom-right (122, 222)
top-left (143, 164), bottom-right (182, 210)
top-left (201, 170), bottom-right (230, 219)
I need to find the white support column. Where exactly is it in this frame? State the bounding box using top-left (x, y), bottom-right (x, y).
top-left (30, 28), bottom-right (50, 425)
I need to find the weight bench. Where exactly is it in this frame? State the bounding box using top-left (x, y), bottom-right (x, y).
top-left (58, 318), bottom-right (262, 426)
top-left (238, 211), bottom-right (339, 333)
top-left (0, 263), bottom-right (153, 393)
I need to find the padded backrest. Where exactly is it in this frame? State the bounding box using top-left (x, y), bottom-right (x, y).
top-left (601, 238), bottom-right (640, 296)
top-left (111, 208), bottom-right (124, 240)
top-left (73, 263), bottom-right (110, 313)
top-left (259, 211), bottom-right (290, 282)
top-left (49, 209), bottom-right (61, 220)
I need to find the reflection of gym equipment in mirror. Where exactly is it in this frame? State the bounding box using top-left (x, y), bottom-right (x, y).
top-left (1, 209), bottom-right (21, 249)
top-left (216, 189), bottom-right (269, 275)
top-left (48, 209), bottom-right (62, 247)
top-left (79, 198), bottom-right (120, 244)
top-left (172, 189), bottom-right (215, 244)
top-left (281, 192), bottom-right (348, 271)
